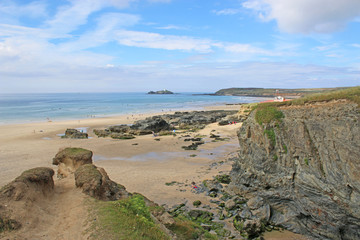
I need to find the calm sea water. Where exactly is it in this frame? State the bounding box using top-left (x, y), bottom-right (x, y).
top-left (0, 92), bottom-right (264, 125)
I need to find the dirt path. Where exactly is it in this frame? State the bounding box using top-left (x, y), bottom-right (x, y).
top-left (3, 176), bottom-right (88, 240)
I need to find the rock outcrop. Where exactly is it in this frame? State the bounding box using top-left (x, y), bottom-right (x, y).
top-left (62, 128), bottom-right (88, 139)
top-left (148, 90), bottom-right (174, 94)
top-left (229, 100), bottom-right (360, 239)
top-left (0, 167), bottom-right (55, 233)
top-left (1, 167), bottom-right (55, 202)
top-left (75, 164), bottom-right (129, 201)
top-left (53, 148), bottom-right (93, 177)
top-left (93, 110), bottom-right (238, 138)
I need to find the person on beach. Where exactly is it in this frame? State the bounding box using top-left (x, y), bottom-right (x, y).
top-left (191, 182), bottom-right (198, 189)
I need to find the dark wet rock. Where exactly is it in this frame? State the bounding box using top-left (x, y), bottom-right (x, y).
top-left (75, 164), bottom-right (129, 201)
top-left (218, 120), bottom-right (229, 126)
top-left (108, 125), bottom-right (130, 133)
top-left (193, 200), bottom-right (202, 207)
top-left (110, 133), bottom-right (135, 139)
top-left (215, 174), bottom-right (231, 184)
top-left (229, 100), bottom-right (360, 239)
top-left (210, 133), bottom-right (220, 138)
top-left (93, 110), bottom-right (237, 139)
top-left (188, 210), bottom-right (214, 222)
top-left (184, 137), bottom-right (202, 142)
top-left (168, 203), bottom-right (187, 217)
top-left (62, 128), bottom-right (88, 139)
top-left (243, 219), bottom-right (263, 238)
top-left (181, 141), bottom-right (204, 150)
top-left (131, 116), bottom-right (170, 132)
top-left (204, 179), bottom-right (223, 192)
top-left (52, 148), bottom-right (93, 178)
top-left (93, 129), bottom-right (110, 137)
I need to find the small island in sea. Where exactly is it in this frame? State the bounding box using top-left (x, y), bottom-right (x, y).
top-left (148, 89), bottom-right (174, 94)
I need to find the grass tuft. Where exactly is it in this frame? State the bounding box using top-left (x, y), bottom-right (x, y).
top-left (264, 128), bottom-right (276, 146)
top-left (88, 194), bottom-right (169, 240)
top-left (255, 106), bottom-right (284, 125)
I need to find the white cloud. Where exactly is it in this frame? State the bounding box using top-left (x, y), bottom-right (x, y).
top-left (58, 13), bottom-right (141, 51)
top-left (156, 25), bottom-right (185, 30)
top-left (213, 8), bottom-right (241, 16)
top-left (0, 1), bottom-right (48, 24)
top-left (45, 0), bottom-right (134, 36)
top-left (351, 43), bottom-right (360, 48)
top-left (115, 30), bottom-right (214, 52)
top-left (147, 0), bottom-right (172, 2)
top-left (222, 43), bottom-right (278, 56)
top-left (243, 0), bottom-right (360, 34)
top-left (314, 44), bottom-right (338, 51)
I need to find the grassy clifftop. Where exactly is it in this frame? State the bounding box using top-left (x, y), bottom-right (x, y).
top-left (214, 87), bottom-right (350, 98)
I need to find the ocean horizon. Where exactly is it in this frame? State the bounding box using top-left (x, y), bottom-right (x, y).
top-left (0, 92), bottom-right (266, 125)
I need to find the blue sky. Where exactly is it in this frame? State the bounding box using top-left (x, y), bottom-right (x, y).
top-left (0, 0), bottom-right (360, 93)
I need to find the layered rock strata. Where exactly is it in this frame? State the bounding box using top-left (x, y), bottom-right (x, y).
top-left (229, 100), bottom-right (360, 239)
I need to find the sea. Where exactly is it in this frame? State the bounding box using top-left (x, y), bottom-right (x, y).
top-left (0, 92), bottom-right (266, 125)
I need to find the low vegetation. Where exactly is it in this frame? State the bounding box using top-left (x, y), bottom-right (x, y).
top-left (264, 128), bottom-right (276, 146)
top-left (255, 106), bottom-right (284, 125)
top-left (253, 86), bottom-right (360, 126)
top-left (87, 194), bottom-right (170, 240)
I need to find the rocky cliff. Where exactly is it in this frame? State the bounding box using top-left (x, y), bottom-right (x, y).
top-left (229, 99), bottom-right (360, 239)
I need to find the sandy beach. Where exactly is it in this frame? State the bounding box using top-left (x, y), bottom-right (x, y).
top-left (0, 104), bottom-right (309, 240)
top-left (0, 105), bottom-right (241, 206)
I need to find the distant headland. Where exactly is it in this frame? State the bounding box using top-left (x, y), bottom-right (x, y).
top-left (148, 89), bottom-right (174, 94)
top-left (211, 87), bottom-right (350, 98)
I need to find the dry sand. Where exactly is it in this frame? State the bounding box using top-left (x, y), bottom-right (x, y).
top-left (0, 105), bottom-right (307, 239)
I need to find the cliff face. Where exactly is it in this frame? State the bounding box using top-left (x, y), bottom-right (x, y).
top-left (229, 100), bottom-right (360, 239)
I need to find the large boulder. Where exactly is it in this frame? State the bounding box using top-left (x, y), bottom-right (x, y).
top-left (74, 164), bottom-right (129, 201)
top-left (131, 116), bottom-right (171, 132)
top-left (62, 128), bottom-right (88, 139)
top-left (1, 167), bottom-right (55, 202)
top-left (0, 167), bottom-right (55, 233)
top-left (52, 148), bottom-right (93, 177)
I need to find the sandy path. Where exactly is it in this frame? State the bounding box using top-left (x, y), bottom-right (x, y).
top-left (3, 176), bottom-right (88, 240)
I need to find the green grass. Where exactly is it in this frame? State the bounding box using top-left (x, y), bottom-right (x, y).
top-left (88, 194), bottom-right (170, 240)
top-left (282, 144), bottom-right (288, 154)
top-left (62, 147), bottom-right (91, 156)
top-left (255, 106), bottom-right (284, 125)
top-left (304, 158), bottom-right (309, 166)
top-left (264, 128), bottom-right (276, 146)
top-left (256, 86), bottom-right (360, 109)
top-left (286, 86), bottom-right (360, 106)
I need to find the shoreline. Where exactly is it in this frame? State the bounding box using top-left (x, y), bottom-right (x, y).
top-left (0, 102), bottom-right (242, 127)
top-left (0, 103), bottom-right (309, 240)
top-left (0, 104), bottom-right (242, 187)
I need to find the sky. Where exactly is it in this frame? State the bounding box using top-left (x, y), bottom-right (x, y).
top-left (0, 0), bottom-right (360, 93)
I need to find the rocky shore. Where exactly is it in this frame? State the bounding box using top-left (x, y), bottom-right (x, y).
top-left (92, 110), bottom-right (238, 140)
